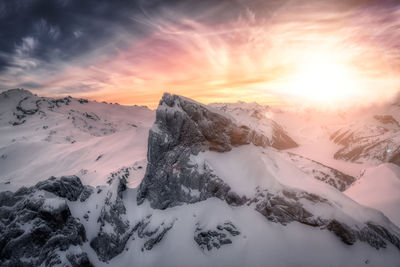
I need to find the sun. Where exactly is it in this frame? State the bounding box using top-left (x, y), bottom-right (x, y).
top-left (285, 54), bottom-right (363, 106)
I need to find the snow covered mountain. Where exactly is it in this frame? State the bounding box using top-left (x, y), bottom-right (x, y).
top-left (1, 90), bottom-right (400, 267)
top-left (209, 101), bottom-right (356, 191)
top-left (0, 89), bottom-right (154, 190)
top-left (209, 102), bottom-right (298, 150)
top-left (329, 102), bottom-right (400, 166)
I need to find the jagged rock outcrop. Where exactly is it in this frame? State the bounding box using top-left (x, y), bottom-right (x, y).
top-left (35, 175), bottom-right (85, 201)
top-left (0, 168), bottom-right (177, 265)
top-left (90, 173), bottom-right (131, 262)
top-left (90, 166), bottom-right (176, 262)
top-left (137, 93), bottom-right (291, 209)
top-left (137, 93), bottom-right (400, 252)
top-left (0, 176), bottom-right (93, 267)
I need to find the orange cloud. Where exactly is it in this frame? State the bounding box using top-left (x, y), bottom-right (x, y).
top-left (20, 1), bottom-right (400, 108)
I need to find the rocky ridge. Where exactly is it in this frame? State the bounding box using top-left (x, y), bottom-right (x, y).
top-left (137, 93), bottom-right (297, 209)
top-left (138, 93), bottom-right (400, 252)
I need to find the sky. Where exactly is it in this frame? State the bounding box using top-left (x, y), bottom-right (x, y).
top-left (1, 0), bottom-right (400, 108)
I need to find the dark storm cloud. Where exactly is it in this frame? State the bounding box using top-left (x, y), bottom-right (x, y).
top-left (0, 0), bottom-right (253, 91)
top-left (17, 81), bottom-right (43, 89)
top-left (0, 0), bottom-right (144, 72)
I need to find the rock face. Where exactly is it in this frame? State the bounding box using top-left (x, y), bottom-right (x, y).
top-left (0, 176), bottom-right (93, 267)
top-left (374, 115), bottom-right (400, 127)
top-left (35, 175), bottom-right (85, 201)
top-left (137, 93), bottom-right (292, 209)
top-left (249, 187), bottom-right (400, 250)
top-left (137, 93), bottom-right (400, 252)
top-left (210, 102), bottom-right (298, 150)
top-left (0, 169), bottom-right (177, 265)
top-left (90, 167), bottom-right (176, 262)
top-left (90, 173), bottom-right (131, 262)
top-left (132, 215), bottom-right (176, 251)
top-left (194, 222), bottom-right (240, 251)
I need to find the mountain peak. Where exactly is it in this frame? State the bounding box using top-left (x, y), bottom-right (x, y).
top-left (1, 88), bottom-right (34, 98)
top-left (138, 93), bottom-right (276, 209)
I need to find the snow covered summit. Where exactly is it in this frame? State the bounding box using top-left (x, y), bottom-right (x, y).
top-left (0, 88), bottom-right (154, 189)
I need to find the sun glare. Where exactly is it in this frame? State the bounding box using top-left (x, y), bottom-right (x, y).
top-left (285, 54), bottom-right (363, 106)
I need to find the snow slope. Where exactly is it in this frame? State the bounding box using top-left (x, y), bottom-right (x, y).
top-left (0, 89), bottom-right (154, 190)
top-left (346, 163), bottom-right (400, 227)
top-left (210, 101), bottom-right (358, 190)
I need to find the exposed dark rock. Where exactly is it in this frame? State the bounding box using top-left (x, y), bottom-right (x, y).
top-left (225, 191), bottom-right (248, 206)
top-left (374, 115), bottom-right (400, 127)
top-left (137, 93), bottom-right (290, 209)
top-left (52, 96), bottom-right (71, 107)
top-left (136, 93), bottom-right (400, 252)
top-left (142, 220), bottom-right (175, 251)
top-left (90, 174), bottom-right (131, 262)
top-left (69, 109), bottom-right (116, 136)
top-left (80, 186), bottom-right (94, 202)
top-left (330, 125), bottom-right (400, 166)
top-left (35, 175), bottom-right (84, 201)
top-left (16, 97), bottom-right (39, 115)
top-left (270, 126), bottom-right (298, 149)
top-left (84, 112), bottom-right (100, 121)
top-left (194, 222), bottom-right (240, 251)
top-left (210, 102), bottom-right (298, 150)
top-left (9, 120), bottom-right (25, 126)
top-left (78, 98), bottom-right (89, 104)
top-left (326, 220), bottom-right (356, 245)
top-left (330, 129), bottom-right (353, 146)
top-left (249, 188), bottom-right (325, 226)
top-left (0, 184), bottom-right (92, 266)
top-left (286, 152), bottom-right (356, 191)
top-left (66, 252), bottom-right (93, 267)
top-left (389, 151), bottom-right (400, 166)
top-left (90, 166), bottom-right (177, 260)
top-left (366, 223), bottom-right (400, 249)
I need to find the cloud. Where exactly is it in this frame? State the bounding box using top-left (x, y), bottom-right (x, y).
top-left (15, 36), bottom-right (37, 55)
top-left (17, 81), bottom-right (43, 89)
top-left (0, 0), bottom-right (399, 107)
